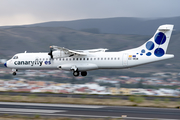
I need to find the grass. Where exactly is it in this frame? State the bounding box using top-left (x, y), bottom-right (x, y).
top-left (0, 114), bottom-right (123, 120)
top-left (128, 96), bottom-right (145, 103)
top-left (28, 94), bottom-right (37, 99)
top-left (164, 98), bottom-right (170, 103)
top-left (154, 98), bottom-right (160, 104)
top-left (0, 95), bottom-right (178, 108)
top-left (0, 113), bottom-right (126, 120)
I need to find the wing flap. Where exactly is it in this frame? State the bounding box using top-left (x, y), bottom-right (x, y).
top-left (50, 46), bottom-right (87, 56)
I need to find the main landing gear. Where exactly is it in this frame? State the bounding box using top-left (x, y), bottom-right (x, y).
top-left (73, 71), bottom-right (87, 77)
top-left (71, 65), bottom-right (87, 77)
top-left (81, 71), bottom-right (87, 76)
top-left (73, 71), bottom-right (79, 76)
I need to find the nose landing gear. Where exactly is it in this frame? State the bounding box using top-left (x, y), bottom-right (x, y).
top-left (13, 72), bottom-right (16, 76)
top-left (12, 69), bottom-right (17, 76)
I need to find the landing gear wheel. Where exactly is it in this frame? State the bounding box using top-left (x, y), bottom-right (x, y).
top-left (81, 71), bottom-right (87, 76)
top-left (73, 71), bottom-right (79, 77)
top-left (13, 72), bottom-right (16, 76)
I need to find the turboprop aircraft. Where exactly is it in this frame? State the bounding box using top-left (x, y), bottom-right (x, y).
top-left (4, 24), bottom-right (174, 77)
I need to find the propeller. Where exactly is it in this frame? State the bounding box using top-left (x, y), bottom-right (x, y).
top-left (48, 46), bottom-right (53, 59)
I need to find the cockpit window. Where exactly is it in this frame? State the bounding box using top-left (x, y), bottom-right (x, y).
top-left (13, 56), bottom-right (18, 59)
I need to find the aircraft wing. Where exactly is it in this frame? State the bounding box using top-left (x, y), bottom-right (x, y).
top-left (50, 46), bottom-right (87, 56)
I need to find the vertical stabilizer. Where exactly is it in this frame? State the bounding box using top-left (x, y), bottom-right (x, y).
top-left (137, 24), bottom-right (174, 57)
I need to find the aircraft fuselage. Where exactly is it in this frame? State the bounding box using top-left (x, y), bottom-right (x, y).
top-left (6, 51), bottom-right (173, 71)
top-left (4, 24), bottom-right (175, 76)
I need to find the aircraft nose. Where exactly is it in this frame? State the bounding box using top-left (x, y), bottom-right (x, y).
top-left (4, 62), bottom-right (7, 67)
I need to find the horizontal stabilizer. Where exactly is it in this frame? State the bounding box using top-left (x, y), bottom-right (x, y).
top-left (158, 25), bottom-right (171, 32)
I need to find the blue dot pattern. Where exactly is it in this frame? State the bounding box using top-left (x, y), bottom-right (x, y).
top-left (146, 41), bottom-right (154, 50)
top-left (154, 48), bottom-right (165, 57)
top-left (146, 52), bottom-right (151, 56)
top-left (138, 32), bottom-right (166, 57)
top-left (141, 49), bottom-right (145, 53)
top-left (154, 32), bottom-right (166, 45)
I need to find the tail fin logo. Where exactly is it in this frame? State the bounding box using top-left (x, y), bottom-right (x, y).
top-left (138, 32), bottom-right (167, 57)
top-left (154, 48), bottom-right (165, 57)
top-left (146, 41), bottom-right (154, 50)
top-left (154, 32), bottom-right (166, 45)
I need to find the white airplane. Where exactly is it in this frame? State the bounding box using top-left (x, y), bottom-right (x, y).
top-left (4, 24), bottom-right (174, 77)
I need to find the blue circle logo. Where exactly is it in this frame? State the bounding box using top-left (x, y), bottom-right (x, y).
top-left (146, 52), bottom-right (152, 56)
top-left (141, 49), bottom-right (145, 53)
top-left (154, 48), bottom-right (165, 57)
top-left (154, 32), bottom-right (166, 45)
top-left (146, 41), bottom-right (154, 50)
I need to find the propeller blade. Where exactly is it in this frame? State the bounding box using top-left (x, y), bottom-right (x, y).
top-left (48, 46), bottom-right (53, 59)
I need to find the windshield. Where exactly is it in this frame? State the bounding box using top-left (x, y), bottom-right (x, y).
top-left (12, 56), bottom-right (18, 59)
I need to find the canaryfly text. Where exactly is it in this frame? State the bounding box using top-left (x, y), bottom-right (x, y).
top-left (14, 60), bottom-right (51, 66)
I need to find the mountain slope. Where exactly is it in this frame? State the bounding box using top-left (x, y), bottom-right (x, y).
top-left (21, 17), bottom-right (180, 35)
top-left (0, 26), bottom-right (149, 57)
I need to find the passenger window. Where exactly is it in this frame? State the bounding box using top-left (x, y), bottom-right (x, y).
top-left (76, 58), bottom-right (78, 60)
top-left (94, 58), bottom-right (96, 60)
top-left (87, 58), bottom-right (89, 60)
top-left (101, 58), bottom-right (103, 60)
top-left (98, 58), bottom-right (99, 60)
top-left (69, 58), bottom-right (71, 61)
top-left (114, 58), bottom-right (116, 60)
top-left (80, 58), bottom-right (82, 60)
top-left (73, 58), bottom-right (75, 60)
top-left (83, 58), bottom-right (85, 60)
top-left (104, 58), bottom-right (106, 60)
top-left (90, 58), bottom-right (92, 60)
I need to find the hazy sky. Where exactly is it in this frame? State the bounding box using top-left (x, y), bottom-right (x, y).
top-left (0, 0), bottom-right (180, 26)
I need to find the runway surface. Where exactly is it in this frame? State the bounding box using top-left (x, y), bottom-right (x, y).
top-left (0, 102), bottom-right (179, 120)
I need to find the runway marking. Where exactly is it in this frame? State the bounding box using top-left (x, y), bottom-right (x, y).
top-left (0, 108), bottom-right (66, 113)
top-left (0, 112), bottom-right (178, 120)
top-left (0, 102), bottom-right (104, 108)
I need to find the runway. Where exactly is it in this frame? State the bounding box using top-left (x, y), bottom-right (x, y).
top-left (0, 102), bottom-right (179, 120)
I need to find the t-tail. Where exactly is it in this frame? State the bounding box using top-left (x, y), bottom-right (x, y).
top-left (124, 24), bottom-right (174, 67)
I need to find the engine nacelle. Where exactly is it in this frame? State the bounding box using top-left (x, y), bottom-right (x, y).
top-left (58, 64), bottom-right (98, 71)
top-left (52, 50), bottom-right (69, 58)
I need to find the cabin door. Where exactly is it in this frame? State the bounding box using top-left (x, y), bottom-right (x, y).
top-left (122, 53), bottom-right (128, 67)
